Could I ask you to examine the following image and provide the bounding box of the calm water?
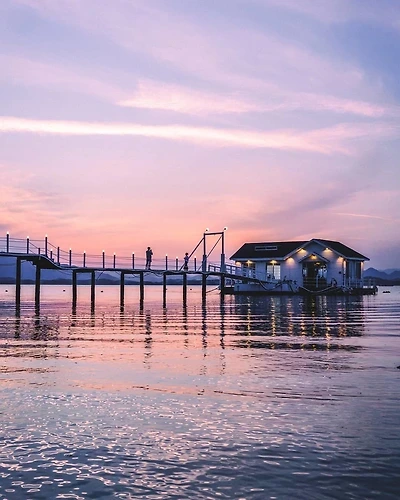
[0,284,399,499]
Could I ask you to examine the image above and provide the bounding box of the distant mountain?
[364,268,388,279]
[364,267,400,285]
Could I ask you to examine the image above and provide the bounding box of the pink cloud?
[3,115,397,154]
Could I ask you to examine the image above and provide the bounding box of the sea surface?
[0,284,399,499]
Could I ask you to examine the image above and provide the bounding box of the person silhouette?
[183,252,189,271]
[145,247,153,270]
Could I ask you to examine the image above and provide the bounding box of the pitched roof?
[230,239,369,261]
[313,239,369,260]
[230,241,305,260]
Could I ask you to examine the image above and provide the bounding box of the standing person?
[145,246,153,270]
[183,252,189,271]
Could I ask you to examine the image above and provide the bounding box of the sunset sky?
[1,0,400,268]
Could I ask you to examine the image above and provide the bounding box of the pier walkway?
[0,232,268,311]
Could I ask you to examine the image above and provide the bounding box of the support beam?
[90,271,95,311]
[120,271,125,309]
[139,272,144,306]
[163,272,167,308]
[202,273,207,301]
[220,274,225,296]
[15,257,22,309]
[35,262,41,311]
[72,270,77,309]
[183,271,187,305]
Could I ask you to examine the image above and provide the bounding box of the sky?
[1,0,400,268]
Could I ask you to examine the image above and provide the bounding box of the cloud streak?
[2,116,398,154]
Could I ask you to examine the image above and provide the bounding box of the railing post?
[38,247,41,255]
[57,246,60,264]
[194,256,197,271]
[44,235,48,256]
[165,255,168,270]
[69,248,72,266]
[50,249,53,260]
[113,253,116,269]
[102,251,105,269]
[83,251,86,267]
[26,236,30,254]
[132,252,135,269]
[6,232,9,253]
[175,257,178,271]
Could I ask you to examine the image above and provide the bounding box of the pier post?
[183,272,187,305]
[35,262,41,310]
[72,270,77,309]
[120,271,125,309]
[90,271,95,311]
[15,257,22,309]
[163,272,167,307]
[139,272,144,306]
[220,274,225,296]
[202,273,207,301]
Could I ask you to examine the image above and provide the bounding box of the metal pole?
[175,257,178,271]
[132,253,135,269]
[27,237,30,254]
[202,234,207,272]
[102,251,105,269]
[69,249,72,266]
[6,232,9,253]
[221,230,226,272]
[83,251,86,267]
[194,256,197,271]
[113,253,116,269]
[50,249,53,260]
[165,255,168,270]
[45,235,48,256]
[57,246,60,264]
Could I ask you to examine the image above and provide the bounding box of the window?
[266,262,280,279]
[255,245,278,251]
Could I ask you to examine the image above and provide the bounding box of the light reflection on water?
[0,285,400,499]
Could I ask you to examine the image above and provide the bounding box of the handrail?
[0,235,220,271]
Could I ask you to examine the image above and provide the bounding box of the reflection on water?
[0,285,399,499]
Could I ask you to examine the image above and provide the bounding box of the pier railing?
[208,263,275,282]
[0,235,221,272]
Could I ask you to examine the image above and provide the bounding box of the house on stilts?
[229,238,377,295]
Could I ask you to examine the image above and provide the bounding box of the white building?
[229,238,372,294]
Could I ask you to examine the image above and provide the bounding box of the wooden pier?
[1,231,261,312]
